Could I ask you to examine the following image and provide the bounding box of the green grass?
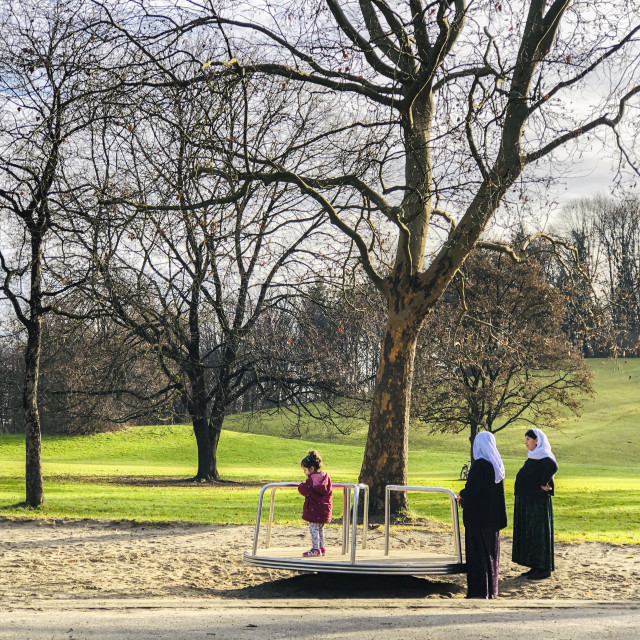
[0,358,638,544]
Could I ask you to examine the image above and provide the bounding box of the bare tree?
[0,322,24,434]
[0,0,113,505]
[37,310,175,434]
[243,280,385,436]
[593,196,640,352]
[66,55,355,480]
[554,195,640,356]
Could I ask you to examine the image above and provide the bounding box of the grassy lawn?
[0,358,638,544]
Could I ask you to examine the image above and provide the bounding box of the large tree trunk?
[191,341,235,481]
[187,354,227,481]
[190,368,221,481]
[185,277,222,481]
[193,342,235,482]
[357,94,433,515]
[193,412,221,481]
[359,301,420,514]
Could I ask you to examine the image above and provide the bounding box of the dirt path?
[1,518,638,605]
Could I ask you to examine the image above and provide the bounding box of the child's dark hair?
[525,429,538,440]
[301,449,322,470]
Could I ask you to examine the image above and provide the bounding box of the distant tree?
[37,312,175,434]
[554,195,640,356]
[594,196,640,354]
[509,217,607,358]
[0,325,24,434]
[244,281,386,435]
[293,282,385,396]
[414,252,594,457]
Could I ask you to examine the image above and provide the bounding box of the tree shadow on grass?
[225,573,465,599]
[41,475,264,488]
[0,502,36,511]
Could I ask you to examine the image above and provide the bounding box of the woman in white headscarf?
[512,428,558,580]
[457,431,507,599]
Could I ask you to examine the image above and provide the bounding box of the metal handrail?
[384,485,463,563]
[251,482,369,561]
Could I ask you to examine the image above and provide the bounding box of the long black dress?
[512,457,558,572]
[459,458,508,598]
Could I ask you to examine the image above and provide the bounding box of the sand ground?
[1,518,638,606]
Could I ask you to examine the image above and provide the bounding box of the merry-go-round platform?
[244,482,466,576]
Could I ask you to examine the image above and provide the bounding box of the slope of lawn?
[0,358,638,544]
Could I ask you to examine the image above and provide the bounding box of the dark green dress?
[512,457,558,571]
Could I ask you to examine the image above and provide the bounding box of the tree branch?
[525,84,640,164]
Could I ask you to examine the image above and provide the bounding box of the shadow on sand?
[225,572,465,599]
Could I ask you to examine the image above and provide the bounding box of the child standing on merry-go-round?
[297,449,333,557]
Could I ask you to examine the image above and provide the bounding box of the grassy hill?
[0,358,638,543]
[223,357,640,465]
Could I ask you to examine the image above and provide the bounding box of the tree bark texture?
[359,92,433,514]
[359,301,420,513]
[187,356,222,481]
[193,413,221,482]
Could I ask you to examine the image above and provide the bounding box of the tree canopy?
[414,251,594,457]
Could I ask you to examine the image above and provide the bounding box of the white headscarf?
[473,431,506,483]
[527,428,557,463]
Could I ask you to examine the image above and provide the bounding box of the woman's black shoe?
[520,568,535,577]
[526,569,551,580]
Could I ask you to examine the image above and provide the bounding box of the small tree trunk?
[469,423,479,461]
[24,321,44,506]
[359,308,419,515]
[24,230,44,507]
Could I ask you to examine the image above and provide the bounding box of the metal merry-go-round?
[244,482,466,575]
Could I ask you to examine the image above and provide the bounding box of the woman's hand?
[541,484,552,492]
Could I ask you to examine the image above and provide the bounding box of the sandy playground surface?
[1,518,638,606]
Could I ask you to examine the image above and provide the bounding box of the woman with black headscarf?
[512,428,558,580]
[457,431,507,599]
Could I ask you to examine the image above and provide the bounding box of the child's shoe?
[302,548,321,557]
[320,548,325,556]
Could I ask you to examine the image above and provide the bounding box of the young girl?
[297,449,333,557]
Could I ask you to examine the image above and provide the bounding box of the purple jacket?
[298,471,333,523]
